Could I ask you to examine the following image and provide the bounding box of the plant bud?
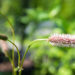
[48,34,75,47]
[0,34,8,41]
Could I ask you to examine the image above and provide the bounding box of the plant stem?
[13,70,17,75]
[19,70,22,75]
[0,12,15,63]
[6,51,17,75]
[0,12,16,75]
[8,40,21,69]
[19,39,48,75]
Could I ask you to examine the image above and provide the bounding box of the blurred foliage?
[0,0,75,75]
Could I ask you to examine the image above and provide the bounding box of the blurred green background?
[0,0,75,75]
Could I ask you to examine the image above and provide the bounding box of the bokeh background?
[0,0,75,75]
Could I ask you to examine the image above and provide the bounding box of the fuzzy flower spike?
[48,34,75,47]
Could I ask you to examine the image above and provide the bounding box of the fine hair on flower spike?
[0,34,8,41]
[48,34,75,47]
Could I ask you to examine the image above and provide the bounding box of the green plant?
[0,33,48,75]
[0,13,75,75]
[0,13,49,75]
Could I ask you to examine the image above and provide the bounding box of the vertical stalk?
[0,12,16,75]
[0,12,15,64]
[19,71,22,75]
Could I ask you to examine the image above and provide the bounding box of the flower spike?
[48,34,75,47]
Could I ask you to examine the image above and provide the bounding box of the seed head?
[0,34,8,41]
[48,34,75,47]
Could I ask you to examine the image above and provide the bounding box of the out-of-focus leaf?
[49,6,60,18]
[58,67,72,75]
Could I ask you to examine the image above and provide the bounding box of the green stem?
[6,52,12,63]
[19,39,48,75]
[6,51,17,75]
[19,70,22,75]
[13,70,17,75]
[0,12,16,74]
[0,12,15,62]
[8,40,21,68]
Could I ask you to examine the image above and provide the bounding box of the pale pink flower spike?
[48,34,75,47]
